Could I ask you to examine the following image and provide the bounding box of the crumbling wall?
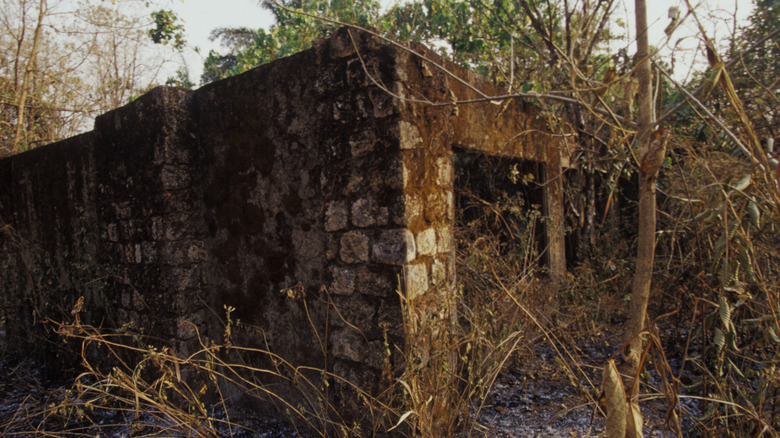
[0,88,197,355]
[0,27,565,410]
[191,31,410,386]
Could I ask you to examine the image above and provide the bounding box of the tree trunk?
[623,0,655,375]
[13,0,47,154]
[625,175,655,371]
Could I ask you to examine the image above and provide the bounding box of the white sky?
[162,0,753,85]
[163,0,274,82]
[613,0,754,82]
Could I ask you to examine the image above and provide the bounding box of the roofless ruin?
[0,27,566,415]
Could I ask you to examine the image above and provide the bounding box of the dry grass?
[1,152,778,437]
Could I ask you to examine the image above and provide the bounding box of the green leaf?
[388,410,416,431]
[713,230,728,264]
[149,9,185,50]
[726,326,739,351]
[718,296,732,331]
[733,173,751,192]
[727,357,745,379]
[602,360,627,438]
[701,63,723,101]
[736,244,754,282]
[713,328,725,352]
[767,326,780,344]
[747,200,760,228]
[701,400,718,421]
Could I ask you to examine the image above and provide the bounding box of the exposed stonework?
[0,27,566,413]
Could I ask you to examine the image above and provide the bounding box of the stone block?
[165,220,189,241]
[124,243,142,264]
[392,194,421,226]
[325,201,349,232]
[142,241,157,263]
[293,229,325,263]
[120,220,136,240]
[416,228,436,256]
[329,294,378,334]
[176,316,198,340]
[164,244,185,265]
[446,190,455,220]
[355,93,371,119]
[380,157,405,190]
[369,87,396,118]
[346,58,367,87]
[151,216,163,240]
[346,173,365,195]
[357,267,395,297]
[187,240,207,262]
[331,329,364,362]
[132,289,146,311]
[436,226,452,253]
[399,121,422,149]
[378,207,390,225]
[340,230,370,264]
[404,263,428,300]
[352,198,380,227]
[170,266,201,291]
[107,223,119,242]
[372,229,415,265]
[436,156,453,187]
[424,192,447,222]
[431,259,447,286]
[297,170,316,199]
[402,161,411,188]
[349,130,377,157]
[330,266,356,296]
[158,141,192,165]
[377,300,404,338]
[114,202,132,219]
[326,234,339,261]
[120,290,131,308]
[331,330,385,371]
[328,31,356,59]
[161,164,190,190]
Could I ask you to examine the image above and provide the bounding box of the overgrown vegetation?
[1,0,779,436]
[0,0,186,156]
[0,208,547,437]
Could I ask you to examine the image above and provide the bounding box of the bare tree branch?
[657,24,780,125]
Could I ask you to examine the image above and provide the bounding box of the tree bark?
[623,0,655,375]
[13,0,47,154]
[625,174,655,371]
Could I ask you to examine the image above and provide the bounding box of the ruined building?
[0,27,566,413]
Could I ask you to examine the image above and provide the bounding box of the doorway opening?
[453,148,549,277]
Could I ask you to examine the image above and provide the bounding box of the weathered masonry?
[0,28,565,404]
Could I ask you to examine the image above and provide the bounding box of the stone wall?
[0,27,565,408]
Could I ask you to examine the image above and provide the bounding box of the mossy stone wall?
[0,27,565,407]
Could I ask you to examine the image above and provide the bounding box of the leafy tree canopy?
[0,0,182,155]
[727,0,780,139]
[201,0,619,93]
[202,0,382,83]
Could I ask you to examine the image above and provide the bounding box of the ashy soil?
[0,328,700,438]
[474,335,701,437]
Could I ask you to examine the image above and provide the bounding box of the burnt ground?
[473,336,702,438]
[0,353,304,438]
[0,331,700,437]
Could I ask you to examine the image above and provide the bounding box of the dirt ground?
[0,327,699,437]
